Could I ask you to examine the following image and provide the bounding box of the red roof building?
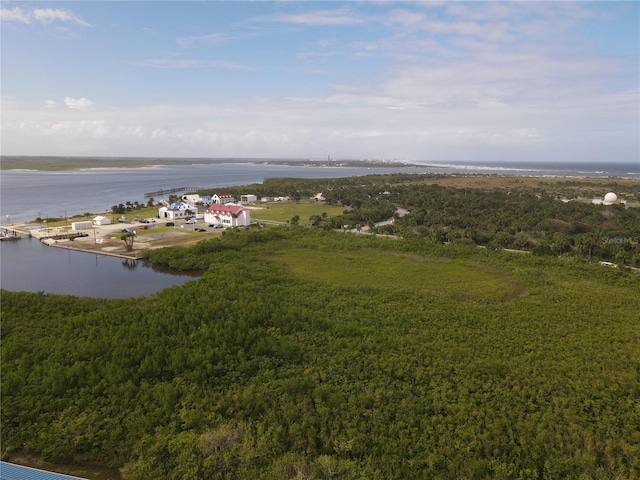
[204,203,251,227]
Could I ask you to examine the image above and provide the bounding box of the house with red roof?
[212,193,235,204]
[204,203,251,227]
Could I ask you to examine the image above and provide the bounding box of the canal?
[0,237,200,298]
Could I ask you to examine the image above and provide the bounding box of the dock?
[1,227,24,240]
[143,186,207,197]
[1,225,91,242]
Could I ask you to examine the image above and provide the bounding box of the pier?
[1,225,89,241]
[144,186,207,197]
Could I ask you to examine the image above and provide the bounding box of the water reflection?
[139,258,201,276]
[122,258,139,270]
[1,238,201,298]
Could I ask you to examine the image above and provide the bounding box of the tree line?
[202,174,640,266]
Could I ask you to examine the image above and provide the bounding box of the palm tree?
[121,232,135,251]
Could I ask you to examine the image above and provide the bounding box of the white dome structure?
[603,192,618,205]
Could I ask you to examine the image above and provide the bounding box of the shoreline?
[1,156,638,179]
[3,172,639,261]
[2,222,206,260]
[0,156,417,172]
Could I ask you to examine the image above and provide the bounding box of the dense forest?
[210,174,640,267]
[2,224,639,479]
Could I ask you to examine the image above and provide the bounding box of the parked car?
[186,219,196,224]
[165,222,174,227]
[195,228,206,232]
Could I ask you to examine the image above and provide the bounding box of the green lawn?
[273,248,513,301]
[30,207,161,227]
[251,201,345,222]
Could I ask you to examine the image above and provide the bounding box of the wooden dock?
[1,226,90,241]
[144,186,207,197]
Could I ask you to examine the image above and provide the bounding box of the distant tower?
[327,155,331,164]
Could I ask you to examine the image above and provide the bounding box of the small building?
[204,203,251,227]
[241,194,257,203]
[212,193,235,204]
[93,215,111,226]
[159,201,197,221]
[71,221,92,231]
[182,194,213,205]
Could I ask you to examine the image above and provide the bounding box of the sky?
[1,1,638,163]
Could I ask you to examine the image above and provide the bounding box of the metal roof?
[0,462,87,480]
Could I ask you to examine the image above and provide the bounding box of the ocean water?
[1,159,638,225]
[416,160,640,178]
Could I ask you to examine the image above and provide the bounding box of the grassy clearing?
[251,202,345,222]
[273,248,510,301]
[29,208,161,227]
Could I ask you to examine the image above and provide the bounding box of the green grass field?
[250,201,345,222]
[273,248,512,301]
[31,203,344,227]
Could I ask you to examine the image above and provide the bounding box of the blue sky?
[1,1,638,163]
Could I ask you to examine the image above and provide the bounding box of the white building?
[212,193,235,204]
[182,194,212,205]
[72,221,93,230]
[204,203,251,227]
[241,194,258,203]
[159,201,197,221]
[93,215,111,226]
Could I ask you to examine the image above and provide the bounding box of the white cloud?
[383,9,427,30]
[2,82,636,161]
[267,7,365,26]
[1,6,92,26]
[1,7,31,24]
[32,8,92,26]
[64,97,94,109]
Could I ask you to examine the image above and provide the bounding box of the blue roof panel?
[0,462,86,480]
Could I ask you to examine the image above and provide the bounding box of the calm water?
[3,160,637,225]
[1,159,637,298]
[1,162,430,224]
[0,237,200,298]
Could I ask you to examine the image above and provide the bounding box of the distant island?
[0,156,421,171]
